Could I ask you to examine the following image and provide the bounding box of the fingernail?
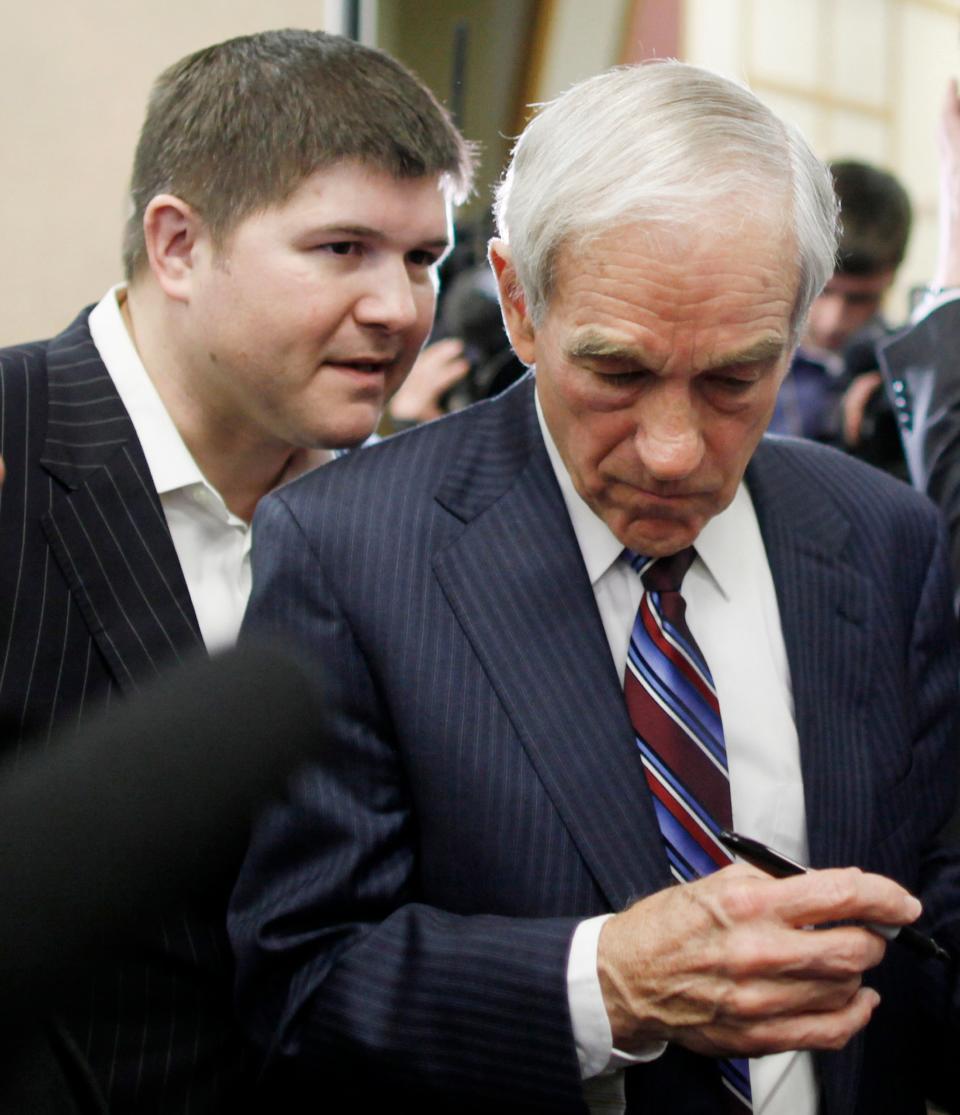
[904,895,923,920]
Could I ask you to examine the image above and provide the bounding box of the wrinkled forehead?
[547,203,800,312]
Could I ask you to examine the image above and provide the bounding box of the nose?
[633,386,704,482]
[354,257,421,333]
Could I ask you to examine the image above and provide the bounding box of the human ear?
[141,194,206,303]
[488,239,537,366]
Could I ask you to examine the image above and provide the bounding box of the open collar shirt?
[89,285,251,652]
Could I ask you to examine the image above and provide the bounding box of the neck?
[121,284,330,522]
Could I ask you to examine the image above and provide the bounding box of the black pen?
[718,829,951,964]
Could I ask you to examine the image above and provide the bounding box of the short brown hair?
[830,160,912,276]
[123,29,475,278]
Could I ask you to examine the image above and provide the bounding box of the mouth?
[606,479,704,503]
[637,487,701,502]
[326,358,395,374]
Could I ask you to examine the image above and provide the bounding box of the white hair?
[494,61,838,331]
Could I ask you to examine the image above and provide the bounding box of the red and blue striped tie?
[624,547,751,1111]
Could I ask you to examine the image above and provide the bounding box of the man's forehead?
[540,218,798,359]
[821,269,894,298]
[249,163,452,237]
[550,208,796,287]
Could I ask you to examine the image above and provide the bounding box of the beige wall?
[0,1,334,345]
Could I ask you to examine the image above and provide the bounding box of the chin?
[618,519,701,558]
[320,409,383,450]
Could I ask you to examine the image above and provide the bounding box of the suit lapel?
[748,439,878,1115]
[748,440,878,871]
[432,378,671,912]
[39,311,202,693]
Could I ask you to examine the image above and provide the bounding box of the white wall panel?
[827,0,889,105]
[749,0,821,88]
[895,2,958,202]
[533,0,630,103]
[824,111,890,162]
[684,0,746,79]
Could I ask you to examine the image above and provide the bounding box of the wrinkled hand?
[388,338,470,423]
[935,78,960,289]
[598,863,921,1058]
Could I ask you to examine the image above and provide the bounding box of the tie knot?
[627,547,696,593]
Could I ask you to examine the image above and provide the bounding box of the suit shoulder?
[0,336,55,472]
[272,379,533,514]
[753,435,942,555]
[0,336,53,393]
[0,308,99,405]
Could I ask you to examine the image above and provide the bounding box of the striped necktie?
[624,547,751,1112]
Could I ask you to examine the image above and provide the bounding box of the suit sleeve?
[908,513,960,1110]
[879,299,960,597]
[229,492,586,1113]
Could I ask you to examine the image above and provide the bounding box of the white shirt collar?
[534,383,744,600]
[88,284,205,497]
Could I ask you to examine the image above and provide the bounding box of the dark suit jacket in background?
[879,298,960,599]
[231,374,960,1114]
[0,311,242,1112]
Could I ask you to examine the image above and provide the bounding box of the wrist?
[597,916,663,1051]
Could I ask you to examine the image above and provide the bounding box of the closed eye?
[707,375,755,392]
[602,371,646,387]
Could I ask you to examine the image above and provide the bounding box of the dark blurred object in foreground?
[0,642,324,1016]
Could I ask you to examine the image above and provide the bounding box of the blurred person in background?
[769,159,912,476]
[386,216,526,428]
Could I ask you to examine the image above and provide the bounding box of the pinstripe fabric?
[0,310,246,1113]
[231,374,960,1114]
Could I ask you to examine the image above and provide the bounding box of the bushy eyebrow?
[565,329,787,370]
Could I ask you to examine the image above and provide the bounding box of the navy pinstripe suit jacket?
[0,310,246,1113]
[232,373,960,1113]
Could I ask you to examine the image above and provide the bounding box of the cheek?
[568,416,639,497]
[707,417,766,482]
[550,391,638,476]
[413,286,439,337]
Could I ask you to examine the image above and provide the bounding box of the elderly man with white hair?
[230,62,960,1114]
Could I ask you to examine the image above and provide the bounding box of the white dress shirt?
[88,286,252,652]
[535,395,818,1115]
